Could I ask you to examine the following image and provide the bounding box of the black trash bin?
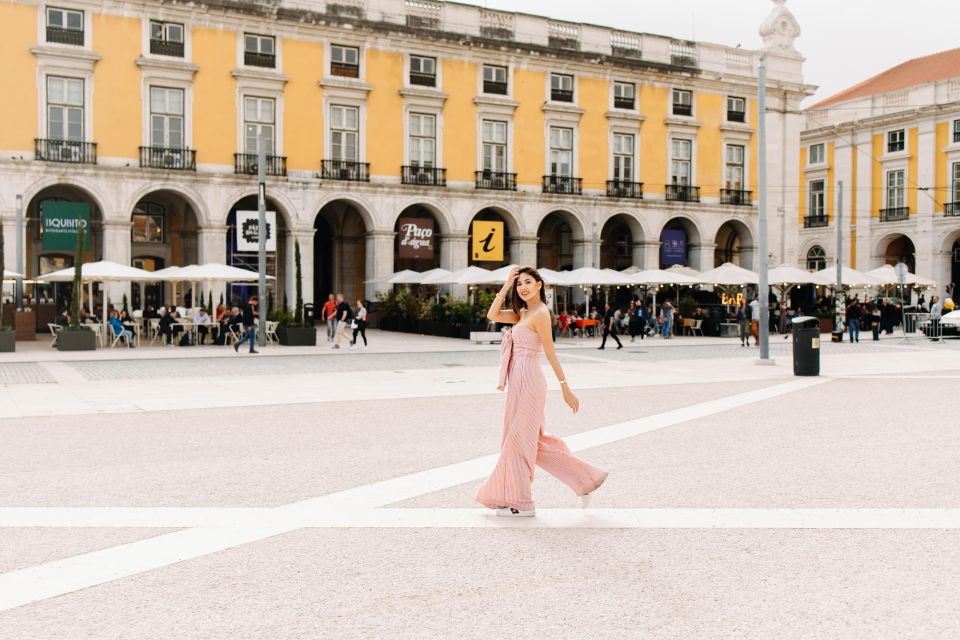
[792,316,820,376]
[303,303,316,326]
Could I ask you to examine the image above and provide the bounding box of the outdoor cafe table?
[176,319,219,346]
[575,318,598,337]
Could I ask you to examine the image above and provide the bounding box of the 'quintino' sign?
[42,202,91,251]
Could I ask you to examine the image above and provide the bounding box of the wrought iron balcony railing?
[613,96,635,110]
[475,171,517,191]
[46,26,83,45]
[140,147,196,171]
[244,51,275,68]
[665,184,700,202]
[234,153,286,176]
[879,206,909,222]
[321,159,370,182]
[672,103,693,117]
[606,180,643,199]
[149,39,184,57]
[720,189,752,206]
[483,80,508,95]
[550,88,574,103]
[542,175,582,195]
[35,139,96,164]
[727,110,746,123]
[330,62,359,78]
[945,202,960,216]
[401,165,446,187]
[408,71,436,87]
[803,215,828,228]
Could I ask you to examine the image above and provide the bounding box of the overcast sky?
[461,0,958,106]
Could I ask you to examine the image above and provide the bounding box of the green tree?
[294,240,303,325]
[69,224,85,328]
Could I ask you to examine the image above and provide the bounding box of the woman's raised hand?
[505,266,520,286]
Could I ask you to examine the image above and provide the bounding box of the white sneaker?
[580,494,592,509]
[496,507,535,517]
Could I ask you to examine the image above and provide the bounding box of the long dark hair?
[511,266,547,315]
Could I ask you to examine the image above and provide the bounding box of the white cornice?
[136,56,199,75]
[30,46,101,65]
[231,68,290,86]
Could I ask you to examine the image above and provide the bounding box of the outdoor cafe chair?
[265,320,279,345]
[109,327,131,349]
[690,319,704,336]
[47,323,62,348]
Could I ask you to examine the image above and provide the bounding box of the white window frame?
[726,95,746,122]
[809,143,825,165]
[481,119,508,173]
[548,126,574,177]
[885,169,905,209]
[41,5,90,48]
[150,20,183,44]
[240,33,279,71]
[549,73,575,103]
[613,81,635,110]
[481,64,509,96]
[407,112,436,167]
[672,89,693,116]
[669,137,693,185]
[725,144,745,190]
[953,120,960,144]
[611,132,635,181]
[46,75,84,142]
[46,6,83,34]
[808,179,825,218]
[329,103,360,162]
[141,17,192,61]
[331,44,361,78]
[242,95,276,156]
[149,86,185,149]
[887,129,905,153]
[953,162,960,203]
[408,54,437,84]
[806,245,827,271]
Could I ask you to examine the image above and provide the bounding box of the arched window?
[806,245,826,271]
[132,202,165,243]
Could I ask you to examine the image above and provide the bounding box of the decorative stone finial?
[759,0,801,54]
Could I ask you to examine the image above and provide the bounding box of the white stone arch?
[871,231,917,270]
[799,241,829,270]
[532,206,589,241]
[711,216,756,269]
[392,196,454,236]
[20,175,112,220]
[220,186,297,229]
[124,183,209,228]
[465,201,523,237]
[599,209,649,245]
[310,192,377,232]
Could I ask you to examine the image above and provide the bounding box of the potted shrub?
[277,241,317,346]
[0,224,14,352]
[57,224,96,351]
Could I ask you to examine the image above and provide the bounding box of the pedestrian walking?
[846,296,862,343]
[929,295,942,340]
[628,300,640,342]
[476,266,608,517]
[865,297,881,340]
[736,299,751,346]
[321,294,337,342]
[233,295,259,354]
[598,302,623,350]
[749,294,761,345]
[332,293,353,349]
[351,299,368,348]
[661,299,674,338]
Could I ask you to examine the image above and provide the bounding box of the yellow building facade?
[0,0,809,307]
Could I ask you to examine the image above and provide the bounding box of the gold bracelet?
[494,293,505,301]
[558,379,568,385]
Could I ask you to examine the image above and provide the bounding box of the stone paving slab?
[0,363,54,385]
[0,528,176,573]
[1,527,957,639]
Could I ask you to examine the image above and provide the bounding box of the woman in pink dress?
[476,266,608,517]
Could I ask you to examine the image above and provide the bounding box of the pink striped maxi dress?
[476,324,608,512]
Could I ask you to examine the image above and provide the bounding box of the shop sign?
[235,211,276,252]
[41,202,90,251]
[660,229,686,266]
[472,220,504,262]
[398,217,434,259]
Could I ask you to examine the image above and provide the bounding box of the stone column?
[198,225,228,308]
[365,229,395,300]
[101,220,132,310]
[510,235,538,267]
[440,233,469,299]
[641,240,661,271]
[693,242,716,272]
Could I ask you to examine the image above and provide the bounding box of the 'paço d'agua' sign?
[42,202,90,251]
[398,218,434,259]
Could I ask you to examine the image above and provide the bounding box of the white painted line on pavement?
[0,377,827,613]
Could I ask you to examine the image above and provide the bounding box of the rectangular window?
[132,210,164,244]
[613,82,635,110]
[953,120,960,144]
[331,45,360,78]
[886,169,905,208]
[612,133,634,181]
[47,76,84,141]
[149,20,184,57]
[46,6,83,44]
[482,120,507,173]
[887,129,905,153]
[672,89,692,116]
[809,180,825,217]
[408,113,435,167]
[670,138,692,185]
[243,96,275,154]
[727,96,746,123]
[550,73,574,103]
[409,55,436,87]
[150,87,184,149]
[953,162,960,203]
[725,144,745,189]
[330,104,359,162]
[244,34,275,68]
[483,64,508,95]
[809,143,825,165]
[549,126,573,176]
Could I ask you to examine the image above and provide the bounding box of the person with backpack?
[332,293,353,349]
[351,299,368,348]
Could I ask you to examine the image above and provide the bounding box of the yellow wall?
[282,38,323,172]
[935,122,949,212]
[908,127,918,214]
[441,58,476,183]
[578,77,607,190]
[638,85,667,195]
[0,3,36,150]
[91,14,141,158]
[797,146,806,223]
[192,27,237,165]
[513,68,545,187]
[871,134,883,217]
[364,48,403,177]
[696,92,722,198]
[826,142,835,220]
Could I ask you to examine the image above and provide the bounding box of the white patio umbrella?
[449,265,495,286]
[414,268,453,285]
[865,264,937,287]
[2,270,25,279]
[814,264,883,288]
[537,268,572,286]
[665,264,702,279]
[562,267,633,315]
[385,269,423,284]
[767,264,825,286]
[620,268,700,286]
[40,260,163,325]
[173,263,274,312]
[699,262,759,286]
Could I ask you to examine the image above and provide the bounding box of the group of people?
[320,293,369,349]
